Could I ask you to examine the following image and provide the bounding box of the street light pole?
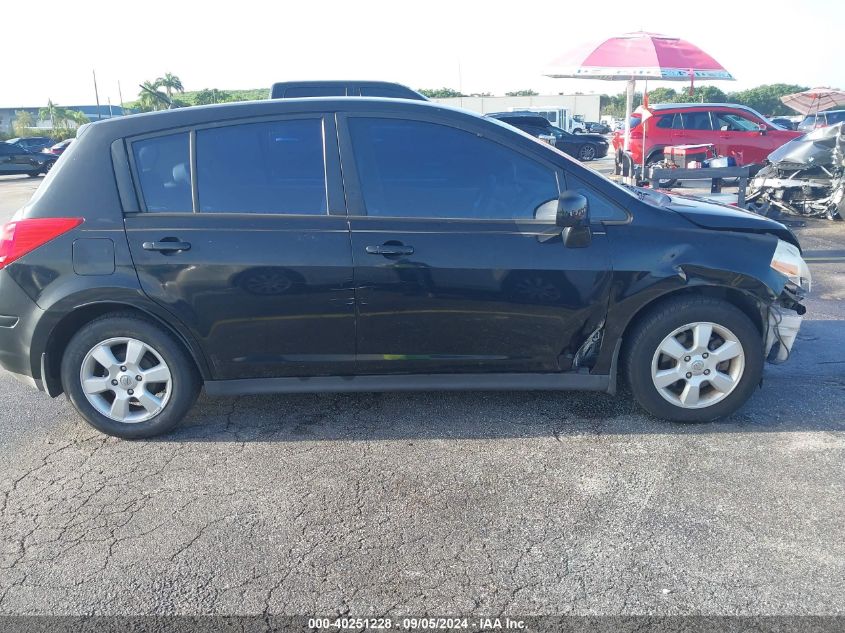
[92,69,102,121]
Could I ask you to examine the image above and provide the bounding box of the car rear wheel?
[624,297,763,422]
[61,315,200,438]
[577,144,597,161]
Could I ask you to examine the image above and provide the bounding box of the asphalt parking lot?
[0,172,844,617]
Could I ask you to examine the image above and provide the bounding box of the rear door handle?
[142,240,191,253]
[365,244,414,256]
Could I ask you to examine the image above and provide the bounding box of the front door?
[124,115,355,380]
[339,115,614,375]
[711,109,769,165]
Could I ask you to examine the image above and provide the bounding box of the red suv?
[613,103,802,167]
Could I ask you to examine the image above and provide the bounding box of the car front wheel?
[577,144,597,161]
[61,314,200,438]
[624,297,763,422]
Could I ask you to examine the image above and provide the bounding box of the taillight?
[0,218,83,270]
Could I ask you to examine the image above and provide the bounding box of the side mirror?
[557,191,591,248]
[556,191,589,227]
[758,123,768,135]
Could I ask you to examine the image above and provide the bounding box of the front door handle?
[142,239,191,253]
[365,244,414,256]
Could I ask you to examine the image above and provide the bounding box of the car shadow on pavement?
[158,319,845,443]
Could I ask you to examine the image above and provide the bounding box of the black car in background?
[270,80,427,100]
[0,142,57,176]
[585,121,611,134]
[769,117,795,131]
[5,136,57,153]
[487,113,609,161]
[0,98,809,438]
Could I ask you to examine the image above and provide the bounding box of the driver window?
[713,112,759,132]
[347,117,559,220]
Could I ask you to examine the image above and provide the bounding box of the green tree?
[156,72,185,101]
[137,81,169,111]
[12,110,35,135]
[65,110,90,127]
[505,89,538,96]
[39,100,62,129]
[728,83,808,116]
[646,87,677,104]
[418,87,464,98]
[194,88,232,105]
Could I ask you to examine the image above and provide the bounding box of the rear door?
[678,110,715,148]
[123,114,356,380]
[339,113,615,376]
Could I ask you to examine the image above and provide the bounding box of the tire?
[27,171,41,178]
[61,314,200,438]
[577,144,597,161]
[624,296,763,422]
[646,151,676,188]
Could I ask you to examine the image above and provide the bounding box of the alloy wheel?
[650,322,745,409]
[79,337,173,423]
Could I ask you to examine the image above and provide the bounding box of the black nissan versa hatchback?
[0,98,810,438]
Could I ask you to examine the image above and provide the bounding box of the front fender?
[592,223,787,373]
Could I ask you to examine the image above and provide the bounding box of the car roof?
[803,109,845,116]
[83,97,488,138]
[649,102,765,114]
[269,80,425,100]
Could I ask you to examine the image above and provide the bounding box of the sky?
[3,0,843,108]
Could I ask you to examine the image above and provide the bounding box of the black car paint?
[1,98,796,397]
[486,114,609,160]
[0,143,57,176]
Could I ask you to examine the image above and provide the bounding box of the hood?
[766,122,843,168]
[665,194,799,247]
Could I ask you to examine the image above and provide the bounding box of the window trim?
[336,111,565,223]
[125,113,344,217]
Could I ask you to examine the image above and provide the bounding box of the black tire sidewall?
[626,298,764,422]
[61,316,199,439]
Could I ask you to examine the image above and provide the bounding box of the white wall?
[432,94,601,121]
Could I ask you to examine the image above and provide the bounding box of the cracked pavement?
[1,173,844,616]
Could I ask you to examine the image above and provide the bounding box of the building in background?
[433,94,601,123]
[0,105,127,135]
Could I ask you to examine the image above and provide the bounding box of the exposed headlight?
[770,239,811,291]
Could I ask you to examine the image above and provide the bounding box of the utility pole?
[118,80,125,113]
[92,70,102,120]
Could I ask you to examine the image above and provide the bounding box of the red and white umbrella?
[780,87,845,115]
[545,32,734,151]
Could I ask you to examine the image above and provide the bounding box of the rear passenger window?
[132,133,192,212]
[196,119,327,214]
[681,112,713,130]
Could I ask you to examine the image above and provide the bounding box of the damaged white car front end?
[765,240,811,363]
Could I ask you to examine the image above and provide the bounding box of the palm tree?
[65,110,90,128]
[156,72,184,102]
[137,81,169,111]
[39,100,61,130]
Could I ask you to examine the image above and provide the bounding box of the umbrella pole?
[641,79,648,182]
[623,79,635,152]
